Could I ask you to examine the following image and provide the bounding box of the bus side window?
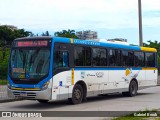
[145,52,155,67]
[54,51,69,69]
[62,51,69,67]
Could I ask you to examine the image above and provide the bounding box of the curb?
[0,98,24,103]
[0,85,24,103]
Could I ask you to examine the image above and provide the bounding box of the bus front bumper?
[8,88,52,100]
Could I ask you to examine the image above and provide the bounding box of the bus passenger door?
[52,43,73,100]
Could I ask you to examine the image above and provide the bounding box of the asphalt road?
[0,86,160,120]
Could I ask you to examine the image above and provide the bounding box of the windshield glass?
[10,48,50,79]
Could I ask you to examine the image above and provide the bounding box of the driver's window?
[54,51,69,69]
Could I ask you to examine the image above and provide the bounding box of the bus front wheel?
[68,84,83,105]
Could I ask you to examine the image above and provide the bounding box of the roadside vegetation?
[0,80,8,85]
[0,48,10,80]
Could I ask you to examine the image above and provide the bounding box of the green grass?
[112,117,148,120]
[0,80,8,85]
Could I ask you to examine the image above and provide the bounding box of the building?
[76,30,98,40]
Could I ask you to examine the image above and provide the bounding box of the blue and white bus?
[8,37,158,104]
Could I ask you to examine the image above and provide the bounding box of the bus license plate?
[20,92,27,97]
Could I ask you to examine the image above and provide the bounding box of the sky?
[0,0,160,45]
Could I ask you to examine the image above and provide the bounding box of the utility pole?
[138,0,143,46]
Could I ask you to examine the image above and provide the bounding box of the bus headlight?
[41,81,50,90]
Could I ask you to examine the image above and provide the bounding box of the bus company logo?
[59,81,62,86]
[2,112,11,117]
[87,74,95,77]
[96,72,104,78]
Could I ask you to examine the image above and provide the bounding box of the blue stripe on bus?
[53,37,71,43]
[51,37,139,51]
[100,42,140,51]
[51,37,141,51]
[72,39,141,51]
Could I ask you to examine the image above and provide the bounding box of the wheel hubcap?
[131,83,136,94]
[74,89,81,100]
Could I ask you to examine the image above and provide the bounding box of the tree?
[41,32,45,36]
[54,29,78,38]
[45,31,50,36]
[0,48,10,79]
[0,26,32,79]
[143,40,160,50]
[143,40,160,66]
[0,26,32,63]
[0,26,12,46]
[0,26,32,46]
[29,32,34,37]
[143,40,160,55]
[41,31,50,36]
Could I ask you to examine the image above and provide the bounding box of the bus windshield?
[10,48,50,80]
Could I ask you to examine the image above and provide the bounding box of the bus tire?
[37,100,49,103]
[122,92,128,96]
[122,80,138,97]
[129,80,138,97]
[68,84,83,105]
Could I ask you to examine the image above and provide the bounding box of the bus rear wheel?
[122,80,138,97]
[37,100,49,103]
[68,84,83,105]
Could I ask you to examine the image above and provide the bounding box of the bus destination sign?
[15,40,48,47]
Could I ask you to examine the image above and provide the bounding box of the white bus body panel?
[51,69,157,101]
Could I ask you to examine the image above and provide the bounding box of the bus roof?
[15,36,53,41]
[53,37,157,53]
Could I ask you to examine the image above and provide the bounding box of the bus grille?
[13,92,36,99]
